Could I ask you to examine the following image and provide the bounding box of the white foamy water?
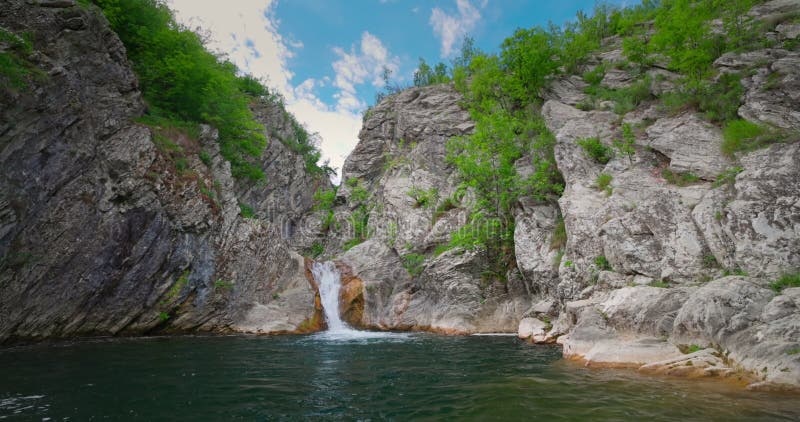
[310,261,410,342]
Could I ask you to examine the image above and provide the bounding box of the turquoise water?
[0,333,798,420]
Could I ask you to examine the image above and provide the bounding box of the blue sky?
[167,0,631,181]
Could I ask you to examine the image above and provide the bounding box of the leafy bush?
[413,57,450,87]
[712,166,744,188]
[594,255,612,271]
[308,242,324,259]
[346,178,370,204]
[684,344,703,354]
[613,123,636,164]
[432,195,460,222]
[406,186,439,208]
[595,173,613,195]
[697,73,744,123]
[402,253,426,277]
[93,0,269,181]
[586,76,653,115]
[313,187,338,232]
[702,254,718,268]
[199,150,212,167]
[239,203,256,219]
[582,64,606,86]
[0,28,44,92]
[721,119,774,156]
[578,137,614,164]
[769,273,800,293]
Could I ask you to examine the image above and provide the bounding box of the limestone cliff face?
[324,85,538,334]
[330,0,800,389]
[534,0,800,389]
[239,98,332,250]
[0,0,322,342]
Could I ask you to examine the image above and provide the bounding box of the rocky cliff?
[0,0,326,342]
[1,0,798,393]
[320,0,800,390]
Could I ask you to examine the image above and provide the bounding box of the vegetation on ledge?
[89,0,330,181]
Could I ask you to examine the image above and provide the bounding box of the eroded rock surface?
[0,1,321,342]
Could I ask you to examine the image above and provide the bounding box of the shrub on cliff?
[90,0,276,181]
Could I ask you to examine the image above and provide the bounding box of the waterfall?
[311,261,353,333]
[309,261,410,341]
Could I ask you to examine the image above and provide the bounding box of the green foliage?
[550,217,567,250]
[445,110,562,273]
[313,187,338,232]
[432,195,461,222]
[698,73,745,123]
[721,119,776,156]
[93,0,268,181]
[386,221,398,248]
[582,64,606,86]
[703,254,719,269]
[158,311,170,322]
[500,27,561,104]
[406,186,439,208]
[564,260,573,267]
[402,253,426,277]
[713,166,744,188]
[237,74,270,98]
[344,180,372,250]
[769,272,800,293]
[684,344,703,354]
[613,123,636,164]
[662,168,700,186]
[649,0,726,82]
[308,242,324,259]
[214,279,233,291]
[595,173,613,195]
[414,57,450,87]
[594,255,612,271]
[199,150,212,167]
[787,347,800,356]
[577,137,614,164]
[346,178,370,203]
[0,27,43,92]
[585,76,654,115]
[239,203,256,219]
[281,117,333,177]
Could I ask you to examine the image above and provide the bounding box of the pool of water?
[0,333,798,420]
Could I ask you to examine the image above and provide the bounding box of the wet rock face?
[0,1,319,342]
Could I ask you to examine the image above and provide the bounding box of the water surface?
[1,334,798,421]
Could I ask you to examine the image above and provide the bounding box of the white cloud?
[429,0,482,57]
[331,31,399,114]
[167,0,372,183]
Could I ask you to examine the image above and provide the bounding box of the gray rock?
[693,143,800,278]
[237,98,333,249]
[738,50,800,129]
[0,1,321,341]
[645,114,731,179]
[541,76,588,106]
[513,199,560,295]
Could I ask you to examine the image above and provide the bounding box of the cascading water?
[309,261,409,341]
[311,261,352,333]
